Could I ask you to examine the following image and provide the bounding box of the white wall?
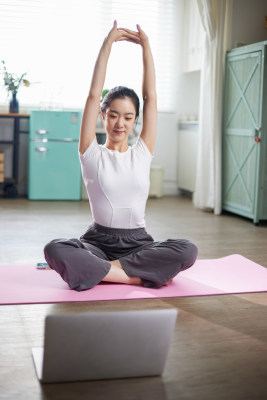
[176,70,201,120]
[153,112,179,195]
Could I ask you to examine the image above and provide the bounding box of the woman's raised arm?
[120,25,157,155]
[137,25,157,155]
[79,21,135,154]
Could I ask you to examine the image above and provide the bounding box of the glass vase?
[9,92,19,113]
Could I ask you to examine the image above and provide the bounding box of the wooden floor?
[1,196,267,400]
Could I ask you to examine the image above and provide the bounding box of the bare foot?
[110,259,123,269]
[164,279,173,286]
[103,261,142,285]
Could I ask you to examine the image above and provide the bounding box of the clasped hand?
[107,20,148,47]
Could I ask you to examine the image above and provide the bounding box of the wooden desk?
[1,293,267,400]
[0,113,30,197]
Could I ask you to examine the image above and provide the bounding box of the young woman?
[44,21,198,291]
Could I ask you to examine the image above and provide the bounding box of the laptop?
[32,308,178,383]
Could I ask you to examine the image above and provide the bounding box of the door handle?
[37,129,49,135]
[254,128,261,143]
[36,147,48,152]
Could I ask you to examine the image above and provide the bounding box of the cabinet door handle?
[254,128,261,143]
[37,129,49,135]
[36,147,48,152]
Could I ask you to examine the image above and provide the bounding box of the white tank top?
[79,136,153,228]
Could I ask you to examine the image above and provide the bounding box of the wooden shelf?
[0,113,30,117]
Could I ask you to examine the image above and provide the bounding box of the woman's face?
[102,97,136,143]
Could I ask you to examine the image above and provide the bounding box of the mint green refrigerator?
[28,111,82,200]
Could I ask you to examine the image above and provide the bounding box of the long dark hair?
[100,86,140,118]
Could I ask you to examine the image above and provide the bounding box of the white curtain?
[194,0,232,214]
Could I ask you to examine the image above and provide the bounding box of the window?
[0,0,178,111]
[183,0,204,73]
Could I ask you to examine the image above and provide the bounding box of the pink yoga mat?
[0,255,267,305]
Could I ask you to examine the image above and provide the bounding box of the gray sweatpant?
[44,222,198,291]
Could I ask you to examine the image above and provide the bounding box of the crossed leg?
[44,238,197,291]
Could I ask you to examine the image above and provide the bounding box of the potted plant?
[1,60,30,113]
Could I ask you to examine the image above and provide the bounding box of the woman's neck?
[105,138,129,153]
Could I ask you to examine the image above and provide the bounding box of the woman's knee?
[43,239,64,260]
[180,240,198,270]
[168,238,198,266]
[186,240,198,262]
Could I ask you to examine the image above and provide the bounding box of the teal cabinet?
[222,41,267,224]
[28,111,82,200]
